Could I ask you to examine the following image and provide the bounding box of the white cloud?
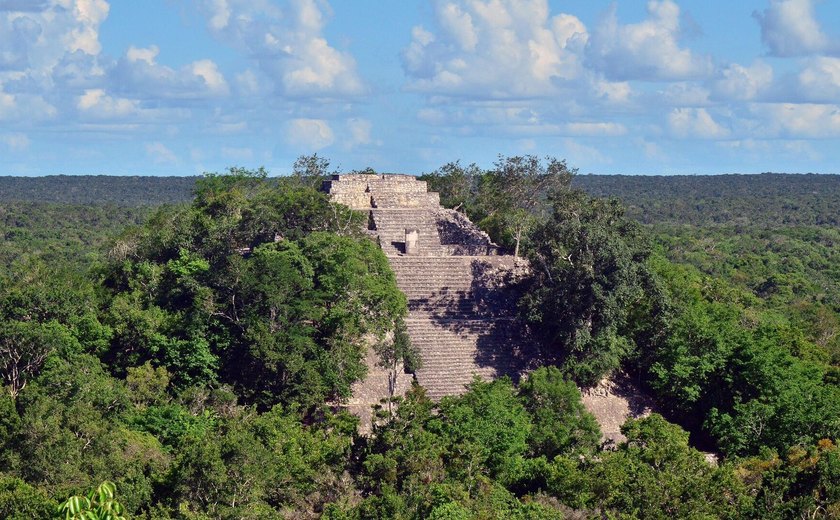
[0,13,43,70]
[753,0,832,57]
[0,87,57,121]
[0,0,112,130]
[199,0,364,97]
[190,59,228,95]
[586,1,712,81]
[635,137,666,160]
[205,0,230,30]
[212,121,247,134]
[0,0,109,79]
[591,78,632,104]
[714,61,774,101]
[126,45,158,65]
[64,0,109,55]
[412,99,628,139]
[756,103,840,137]
[439,3,477,51]
[669,108,729,139]
[234,68,270,97]
[287,118,334,150]
[112,46,229,99]
[77,88,138,118]
[145,141,178,164]
[796,57,840,102]
[402,0,588,97]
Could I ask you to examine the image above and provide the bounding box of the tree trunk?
[514,226,522,258]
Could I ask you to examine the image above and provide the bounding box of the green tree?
[586,415,749,519]
[433,378,532,488]
[291,153,335,190]
[420,161,481,214]
[374,318,420,415]
[0,474,57,520]
[479,155,574,257]
[521,190,658,384]
[0,321,73,399]
[103,168,404,410]
[518,366,601,458]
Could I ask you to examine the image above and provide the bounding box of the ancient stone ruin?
[323,174,534,403]
[324,174,655,444]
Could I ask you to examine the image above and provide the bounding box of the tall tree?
[521,190,658,384]
[479,155,574,257]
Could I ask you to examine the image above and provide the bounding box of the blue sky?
[2,0,840,176]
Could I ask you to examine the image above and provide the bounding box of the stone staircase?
[324,174,533,401]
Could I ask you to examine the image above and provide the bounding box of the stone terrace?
[323,174,533,400]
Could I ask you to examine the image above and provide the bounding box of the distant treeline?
[573,172,840,226]
[0,175,197,205]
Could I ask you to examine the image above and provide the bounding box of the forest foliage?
[0,160,837,518]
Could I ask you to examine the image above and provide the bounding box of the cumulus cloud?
[0,0,112,130]
[0,88,57,121]
[669,107,729,139]
[0,0,108,79]
[198,0,364,97]
[756,102,840,137]
[591,78,632,104]
[402,0,588,97]
[0,0,233,133]
[64,0,109,55]
[586,0,712,81]
[287,118,334,150]
[714,61,774,101]
[77,88,139,119]
[796,57,840,102]
[754,0,833,57]
[111,46,229,99]
[0,13,43,70]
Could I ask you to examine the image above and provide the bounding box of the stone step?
[398,286,475,293]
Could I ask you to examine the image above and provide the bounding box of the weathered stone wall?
[322,174,437,210]
[437,209,503,255]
